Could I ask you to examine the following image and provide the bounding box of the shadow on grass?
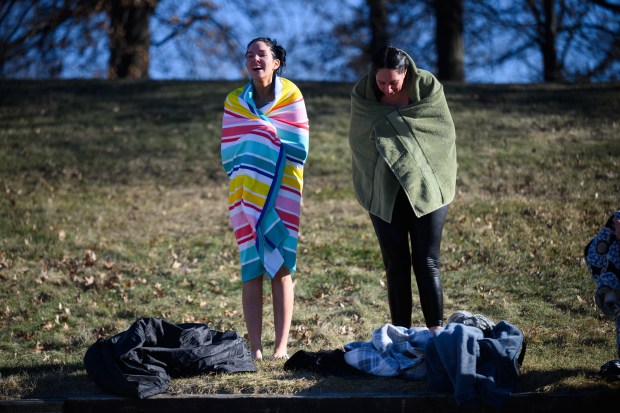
[0,362,106,399]
[3,80,619,188]
[517,368,615,393]
[443,81,620,120]
[0,79,238,187]
[1,362,616,400]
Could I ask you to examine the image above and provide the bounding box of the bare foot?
[273,352,289,360]
[252,349,263,360]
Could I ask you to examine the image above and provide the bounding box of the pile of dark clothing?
[285,311,525,410]
[84,317,256,398]
[424,311,525,409]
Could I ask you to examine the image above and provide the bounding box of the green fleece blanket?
[349,53,457,219]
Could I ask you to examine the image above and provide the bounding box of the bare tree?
[0,0,242,79]
[541,0,559,81]
[302,0,464,81]
[2,0,618,82]
[289,1,367,80]
[522,0,562,82]
[107,0,157,79]
[0,1,106,78]
[297,0,436,80]
[434,0,465,81]
[467,0,620,83]
[368,0,389,60]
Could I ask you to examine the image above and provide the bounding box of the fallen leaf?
[84,250,97,266]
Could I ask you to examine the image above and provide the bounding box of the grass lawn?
[0,79,619,399]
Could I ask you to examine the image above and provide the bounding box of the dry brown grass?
[0,79,619,399]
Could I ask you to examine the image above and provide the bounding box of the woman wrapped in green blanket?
[348,46,457,333]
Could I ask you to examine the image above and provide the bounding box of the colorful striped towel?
[221,76,309,281]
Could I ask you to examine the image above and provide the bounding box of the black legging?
[370,188,448,329]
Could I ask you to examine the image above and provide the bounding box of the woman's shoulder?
[279,77,305,99]
[226,83,247,97]
[280,77,300,90]
[224,82,252,105]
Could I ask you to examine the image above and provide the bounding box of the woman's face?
[375,68,407,96]
[245,41,280,82]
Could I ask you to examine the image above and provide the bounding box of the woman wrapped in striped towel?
[221,37,309,360]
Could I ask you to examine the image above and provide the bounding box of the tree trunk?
[434,0,464,81]
[542,0,559,82]
[368,0,388,60]
[107,0,157,79]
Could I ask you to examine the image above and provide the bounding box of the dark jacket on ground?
[83,317,256,399]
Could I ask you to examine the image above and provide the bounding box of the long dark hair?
[371,46,409,74]
[246,37,287,76]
